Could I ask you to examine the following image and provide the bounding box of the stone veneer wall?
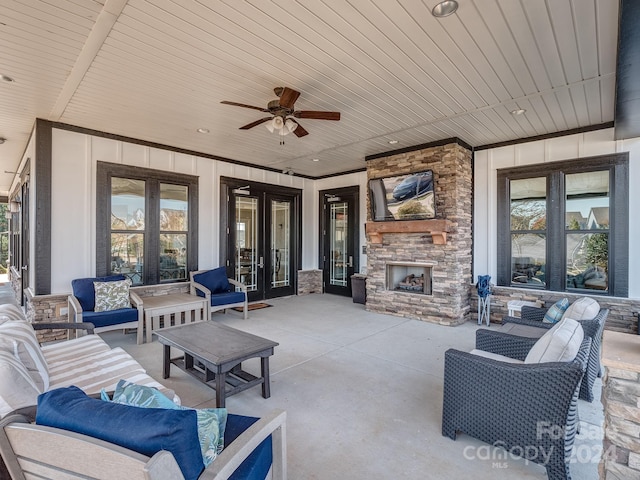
[365,142,472,325]
[600,331,640,479]
[297,269,322,295]
[468,285,640,332]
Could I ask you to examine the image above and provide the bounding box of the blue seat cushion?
[82,307,138,328]
[36,386,203,480]
[193,267,231,295]
[210,291,245,307]
[71,275,126,311]
[225,414,272,480]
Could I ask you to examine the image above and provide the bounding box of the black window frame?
[96,161,198,285]
[497,153,628,297]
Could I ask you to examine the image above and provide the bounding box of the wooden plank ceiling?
[0,0,624,193]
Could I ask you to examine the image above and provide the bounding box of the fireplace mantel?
[366,219,453,245]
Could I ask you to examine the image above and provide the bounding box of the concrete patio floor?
[101,293,603,480]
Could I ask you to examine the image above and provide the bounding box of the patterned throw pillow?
[543,298,570,323]
[93,279,132,312]
[102,380,227,467]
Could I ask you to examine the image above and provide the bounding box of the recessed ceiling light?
[432,1,458,17]
[0,138,5,144]
[196,128,210,134]
[0,74,14,83]
[388,140,399,145]
[312,158,320,162]
[511,108,526,115]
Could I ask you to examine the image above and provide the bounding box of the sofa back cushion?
[562,297,600,321]
[0,304,27,325]
[37,386,204,480]
[0,349,41,417]
[193,267,230,295]
[525,318,584,364]
[71,275,126,312]
[0,320,49,391]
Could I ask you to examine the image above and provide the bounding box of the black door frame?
[318,186,360,296]
[220,177,302,301]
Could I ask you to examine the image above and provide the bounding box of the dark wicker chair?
[499,307,608,402]
[442,337,591,480]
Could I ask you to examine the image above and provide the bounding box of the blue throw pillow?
[102,380,227,467]
[193,267,231,295]
[71,275,126,311]
[36,386,203,480]
[543,298,570,323]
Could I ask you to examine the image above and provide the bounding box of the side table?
[140,293,208,344]
[507,300,539,317]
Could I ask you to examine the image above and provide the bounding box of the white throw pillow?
[525,318,584,364]
[561,297,600,321]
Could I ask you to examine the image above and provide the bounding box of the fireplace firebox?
[385,262,433,295]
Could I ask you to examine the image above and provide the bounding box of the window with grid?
[97,162,198,285]
[496,154,628,297]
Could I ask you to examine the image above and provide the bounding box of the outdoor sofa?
[0,304,286,479]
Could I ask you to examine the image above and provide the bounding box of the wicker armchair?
[501,307,608,402]
[442,337,591,480]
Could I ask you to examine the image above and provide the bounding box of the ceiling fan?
[220,87,340,138]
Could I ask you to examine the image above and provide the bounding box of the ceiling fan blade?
[220,101,269,112]
[293,122,309,137]
[294,111,341,121]
[279,87,301,109]
[239,117,273,130]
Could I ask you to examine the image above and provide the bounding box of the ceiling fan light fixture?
[285,118,298,134]
[272,116,284,130]
[432,0,458,17]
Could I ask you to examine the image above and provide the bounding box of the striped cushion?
[47,346,167,395]
[0,350,41,417]
[41,334,111,365]
[0,320,49,391]
[0,304,26,325]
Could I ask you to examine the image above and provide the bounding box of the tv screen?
[369,170,435,221]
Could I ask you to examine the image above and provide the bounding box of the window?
[97,162,198,285]
[497,154,628,297]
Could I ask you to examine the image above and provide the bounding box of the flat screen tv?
[369,170,435,221]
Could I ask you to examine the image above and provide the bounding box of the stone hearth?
[365,140,472,325]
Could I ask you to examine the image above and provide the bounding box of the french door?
[222,178,300,301]
[319,186,359,296]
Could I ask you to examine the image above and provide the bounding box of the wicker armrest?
[502,315,553,329]
[520,305,547,321]
[475,329,538,361]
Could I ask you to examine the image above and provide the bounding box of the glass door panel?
[235,196,259,292]
[271,200,290,289]
[321,187,359,297]
[329,201,348,287]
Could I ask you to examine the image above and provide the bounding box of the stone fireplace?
[365,139,472,326]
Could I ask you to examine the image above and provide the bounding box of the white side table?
[507,300,539,317]
[141,293,208,344]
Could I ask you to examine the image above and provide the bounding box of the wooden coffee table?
[153,321,279,407]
